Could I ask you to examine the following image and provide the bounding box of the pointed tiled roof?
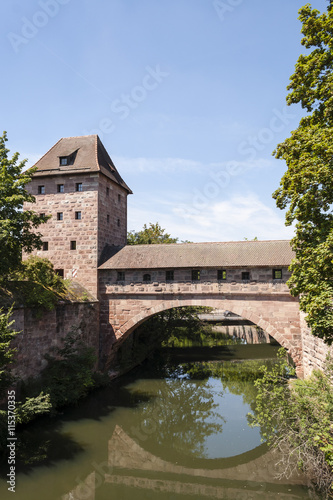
[98,240,295,269]
[30,135,132,193]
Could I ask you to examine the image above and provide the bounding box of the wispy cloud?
[114,156,274,175]
[128,192,294,242]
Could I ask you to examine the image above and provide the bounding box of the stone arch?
[114,297,301,371]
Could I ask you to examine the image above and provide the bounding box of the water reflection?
[0,345,315,500]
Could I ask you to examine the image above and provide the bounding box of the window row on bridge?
[116,269,283,283]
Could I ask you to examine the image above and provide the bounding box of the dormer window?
[59,150,78,167]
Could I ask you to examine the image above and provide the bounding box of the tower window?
[59,151,77,167]
[143,273,151,282]
[118,194,121,202]
[117,271,125,282]
[242,271,250,281]
[42,242,48,251]
[106,187,109,196]
[107,214,110,223]
[273,269,282,280]
[60,157,68,166]
[217,269,227,280]
[76,183,82,192]
[75,211,82,220]
[70,241,76,250]
[57,212,63,221]
[38,185,45,194]
[117,219,120,227]
[166,270,174,281]
[57,184,64,193]
[192,270,200,281]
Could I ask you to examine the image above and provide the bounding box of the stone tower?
[23,135,132,298]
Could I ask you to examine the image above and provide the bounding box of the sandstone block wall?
[24,173,100,297]
[10,302,99,381]
[99,270,303,376]
[300,311,333,378]
[98,175,128,253]
[102,266,292,285]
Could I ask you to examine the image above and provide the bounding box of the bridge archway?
[110,296,302,375]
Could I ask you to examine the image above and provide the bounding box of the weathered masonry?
[23,135,332,379]
[98,240,305,375]
[23,135,132,297]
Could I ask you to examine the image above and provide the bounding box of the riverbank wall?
[301,312,333,378]
[10,301,99,381]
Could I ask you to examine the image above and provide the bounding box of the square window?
[75,211,82,220]
[192,270,200,281]
[166,270,174,281]
[242,271,250,281]
[55,269,64,278]
[273,269,282,280]
[38,185,45,194]
[76,183,83,192]
[57,184,64,193]
[217,269,226,280]
[70,241,76,250]
[57,212,63,221]
[143,273,151,282]
[60,157,68,166]
[40,213,45,219]
[42,242,48,251]
[117,271,125,282]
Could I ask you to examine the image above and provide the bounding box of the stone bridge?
[98,240,305,376]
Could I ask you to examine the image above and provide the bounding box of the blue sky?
[1,0,328,242]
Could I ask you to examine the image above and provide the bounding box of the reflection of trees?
[130,376,225,459]
[178,360,281,439]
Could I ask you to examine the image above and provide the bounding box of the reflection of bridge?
[98,240,304,375]
[62,426,307,500]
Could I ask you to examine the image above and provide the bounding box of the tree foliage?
[127,222,179,245]
[249,349,333,498]
[0,131,48,278]
[0,307,18,399]
[273,4,333,342]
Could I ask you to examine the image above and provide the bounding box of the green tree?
[127,222,178,245]
[273,3,333,342]
[0,131,48,278]
[249,350,333,498]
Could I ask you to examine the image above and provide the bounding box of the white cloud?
[128,192,295,242]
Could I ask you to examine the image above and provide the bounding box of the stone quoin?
[23,135,332,378]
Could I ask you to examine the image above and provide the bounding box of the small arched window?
[143,273,151,282]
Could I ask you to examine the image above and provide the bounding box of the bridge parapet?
[102,280,291,296]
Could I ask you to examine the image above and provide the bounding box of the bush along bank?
[0,324,108,458]
[249,348,333,499]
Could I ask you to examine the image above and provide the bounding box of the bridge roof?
[99,240,294,270]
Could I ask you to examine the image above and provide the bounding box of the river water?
[0,343,315,500]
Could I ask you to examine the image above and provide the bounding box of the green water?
[0,343,315,500]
